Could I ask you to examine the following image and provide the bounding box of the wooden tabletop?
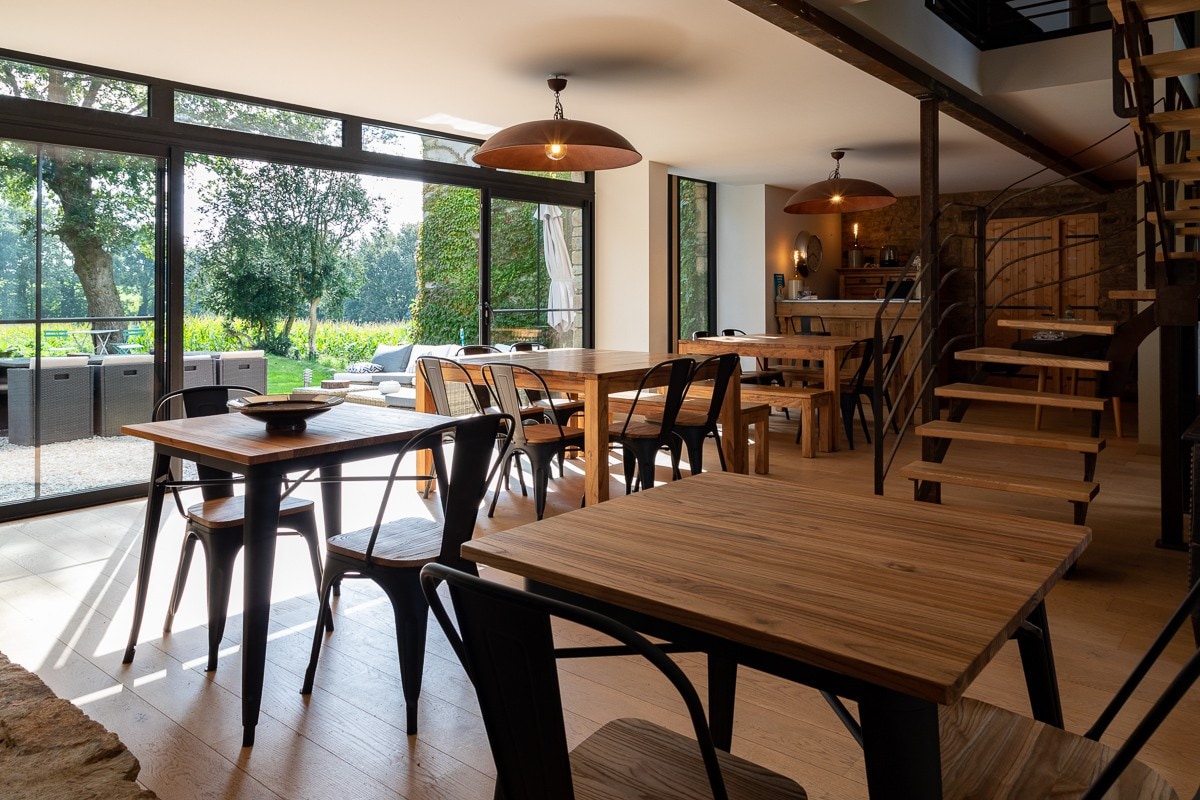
[454,347,683,381]
[122,403,452,466]
[463,471,1090,705]
[681,333,860,357]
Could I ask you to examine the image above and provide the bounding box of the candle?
[852,222,859,242]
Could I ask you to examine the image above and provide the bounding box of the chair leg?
[301,560,346,695]
[164,531,200,634]
[841,395,856,450]
[378,572,429,736]
[681,429,705,477]
[710,427,727,472]
[200,532,244,673]
[291,510,332,633]
[533,463,551,520]
[488,453,514,518]
[856,396,871,444]
[622,448,637,494]
[635,444,658,492]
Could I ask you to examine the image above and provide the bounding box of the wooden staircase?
[901,364,1108,524]
[1111,0,1200,548]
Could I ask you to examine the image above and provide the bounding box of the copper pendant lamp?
[784,150,896,214]
[472,76,642,172]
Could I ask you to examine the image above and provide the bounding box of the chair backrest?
[366,414,511,573]
[481,363,567,448]
[787,315,826,334]
[719,328,744,336]
[618,358,695,443]
[841,338,874,393]
[420,563,731,800]
[691,330,711,340]
[457,344,500,356]
[690,353,740,428]
[417,356,485,417]
[508,341,545,351]
[153,385,261,501]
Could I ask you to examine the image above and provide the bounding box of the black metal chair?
[608,357,694,493]
[721,328,783,387]
[483,363,584,520]
[154,385,324,673]
[507,341,545,351]
[420,563,809,800]
[668,352,740,477]
[300,413,511,735]
[456,344,500,356]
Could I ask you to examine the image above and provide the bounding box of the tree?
[191,158,383,356]
[343,225,419,323]
[0,62,153,322]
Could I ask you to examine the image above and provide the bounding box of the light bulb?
[830,194,843,205]
[545,142,568,161]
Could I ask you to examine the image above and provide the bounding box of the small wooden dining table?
[679,333,859,450]
[416,348,745,506]
[463,471,1090,799]
[121,403,453,746]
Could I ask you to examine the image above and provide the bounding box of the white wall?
[593,161,669,351]
[716,185,766,333]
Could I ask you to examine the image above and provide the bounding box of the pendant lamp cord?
[553,91,564,121]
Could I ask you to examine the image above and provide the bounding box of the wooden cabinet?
[838,268,905,300]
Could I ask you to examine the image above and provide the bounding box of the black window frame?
[667,175,716,349]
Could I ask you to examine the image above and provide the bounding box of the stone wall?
[840,183,1139,329]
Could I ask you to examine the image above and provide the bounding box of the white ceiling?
[4,0,1137,196]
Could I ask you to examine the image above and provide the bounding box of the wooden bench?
[899,460,1100,525]
[608,393,772,473]
[684,382,833,458]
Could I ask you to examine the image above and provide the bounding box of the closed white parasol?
[539,204,576,333]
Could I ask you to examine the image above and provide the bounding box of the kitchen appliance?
[880,244,900,268]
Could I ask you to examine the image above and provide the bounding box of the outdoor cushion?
[371,343,413,372]
[98,354,154,364]
[219,349,266,359]
[345,361,384,374]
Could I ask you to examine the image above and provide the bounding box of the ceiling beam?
[726,0,1113,194]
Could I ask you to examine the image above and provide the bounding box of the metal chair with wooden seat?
[609,357,694,493]
[667,352,739,477]
[301,414,511,735]
[718,328,782,386]
[421,563,809,800]
[483,363,584,520]
[154,385,325,673]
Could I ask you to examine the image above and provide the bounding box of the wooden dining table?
[121,403,453,747]
[679,333,860,450]
[462,471,1090,799]
[416,348,745,506]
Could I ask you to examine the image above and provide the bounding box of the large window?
[670,176,716,343]
[0,49,594,518]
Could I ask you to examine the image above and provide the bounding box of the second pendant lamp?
[784,150,896,215]
[472,76,642,172]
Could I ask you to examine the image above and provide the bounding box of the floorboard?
[0,402,1196,799]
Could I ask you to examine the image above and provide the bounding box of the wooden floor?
[0,402,1197,799]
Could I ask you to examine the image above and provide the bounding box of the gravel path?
[0,436,155,503]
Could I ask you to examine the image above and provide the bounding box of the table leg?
[584,376,609,506]
[240,469,283,747]
[413,367,435,493]
[859,691,942,799]
[1017,600,1064,727]
[706,653,737,751]
[823,353,842,451]
[720,362,746,473]
[319,464,341,598]
[123,452,170,664]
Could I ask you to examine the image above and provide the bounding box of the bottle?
[459,327,465,346]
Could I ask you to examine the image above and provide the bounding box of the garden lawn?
[267,355,334,394]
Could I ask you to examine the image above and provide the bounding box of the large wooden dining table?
[463,471,1090,799]
[416,348,745,505]
[121,403,453,747]
[680,333,860,450]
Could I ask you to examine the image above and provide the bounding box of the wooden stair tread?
[1139,162,1200,181]
[899,461,1099,503]
[915,421,1105,454]
[1134,106,1200,133]
[1119,48,1200,81]
[955,347,1110,371]
[995,318,1117,335]
[935,383,1108,411]
[1109,0,1200,25]
[1110,289,1156,300]
[1147,209,1200,225]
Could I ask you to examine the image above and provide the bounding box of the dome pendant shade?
[472,76,641,172]
[784,151,896,214]
[473,118,642,171]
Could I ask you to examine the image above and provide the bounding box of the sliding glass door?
[487,198,584,347]
[0,138,161,511]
